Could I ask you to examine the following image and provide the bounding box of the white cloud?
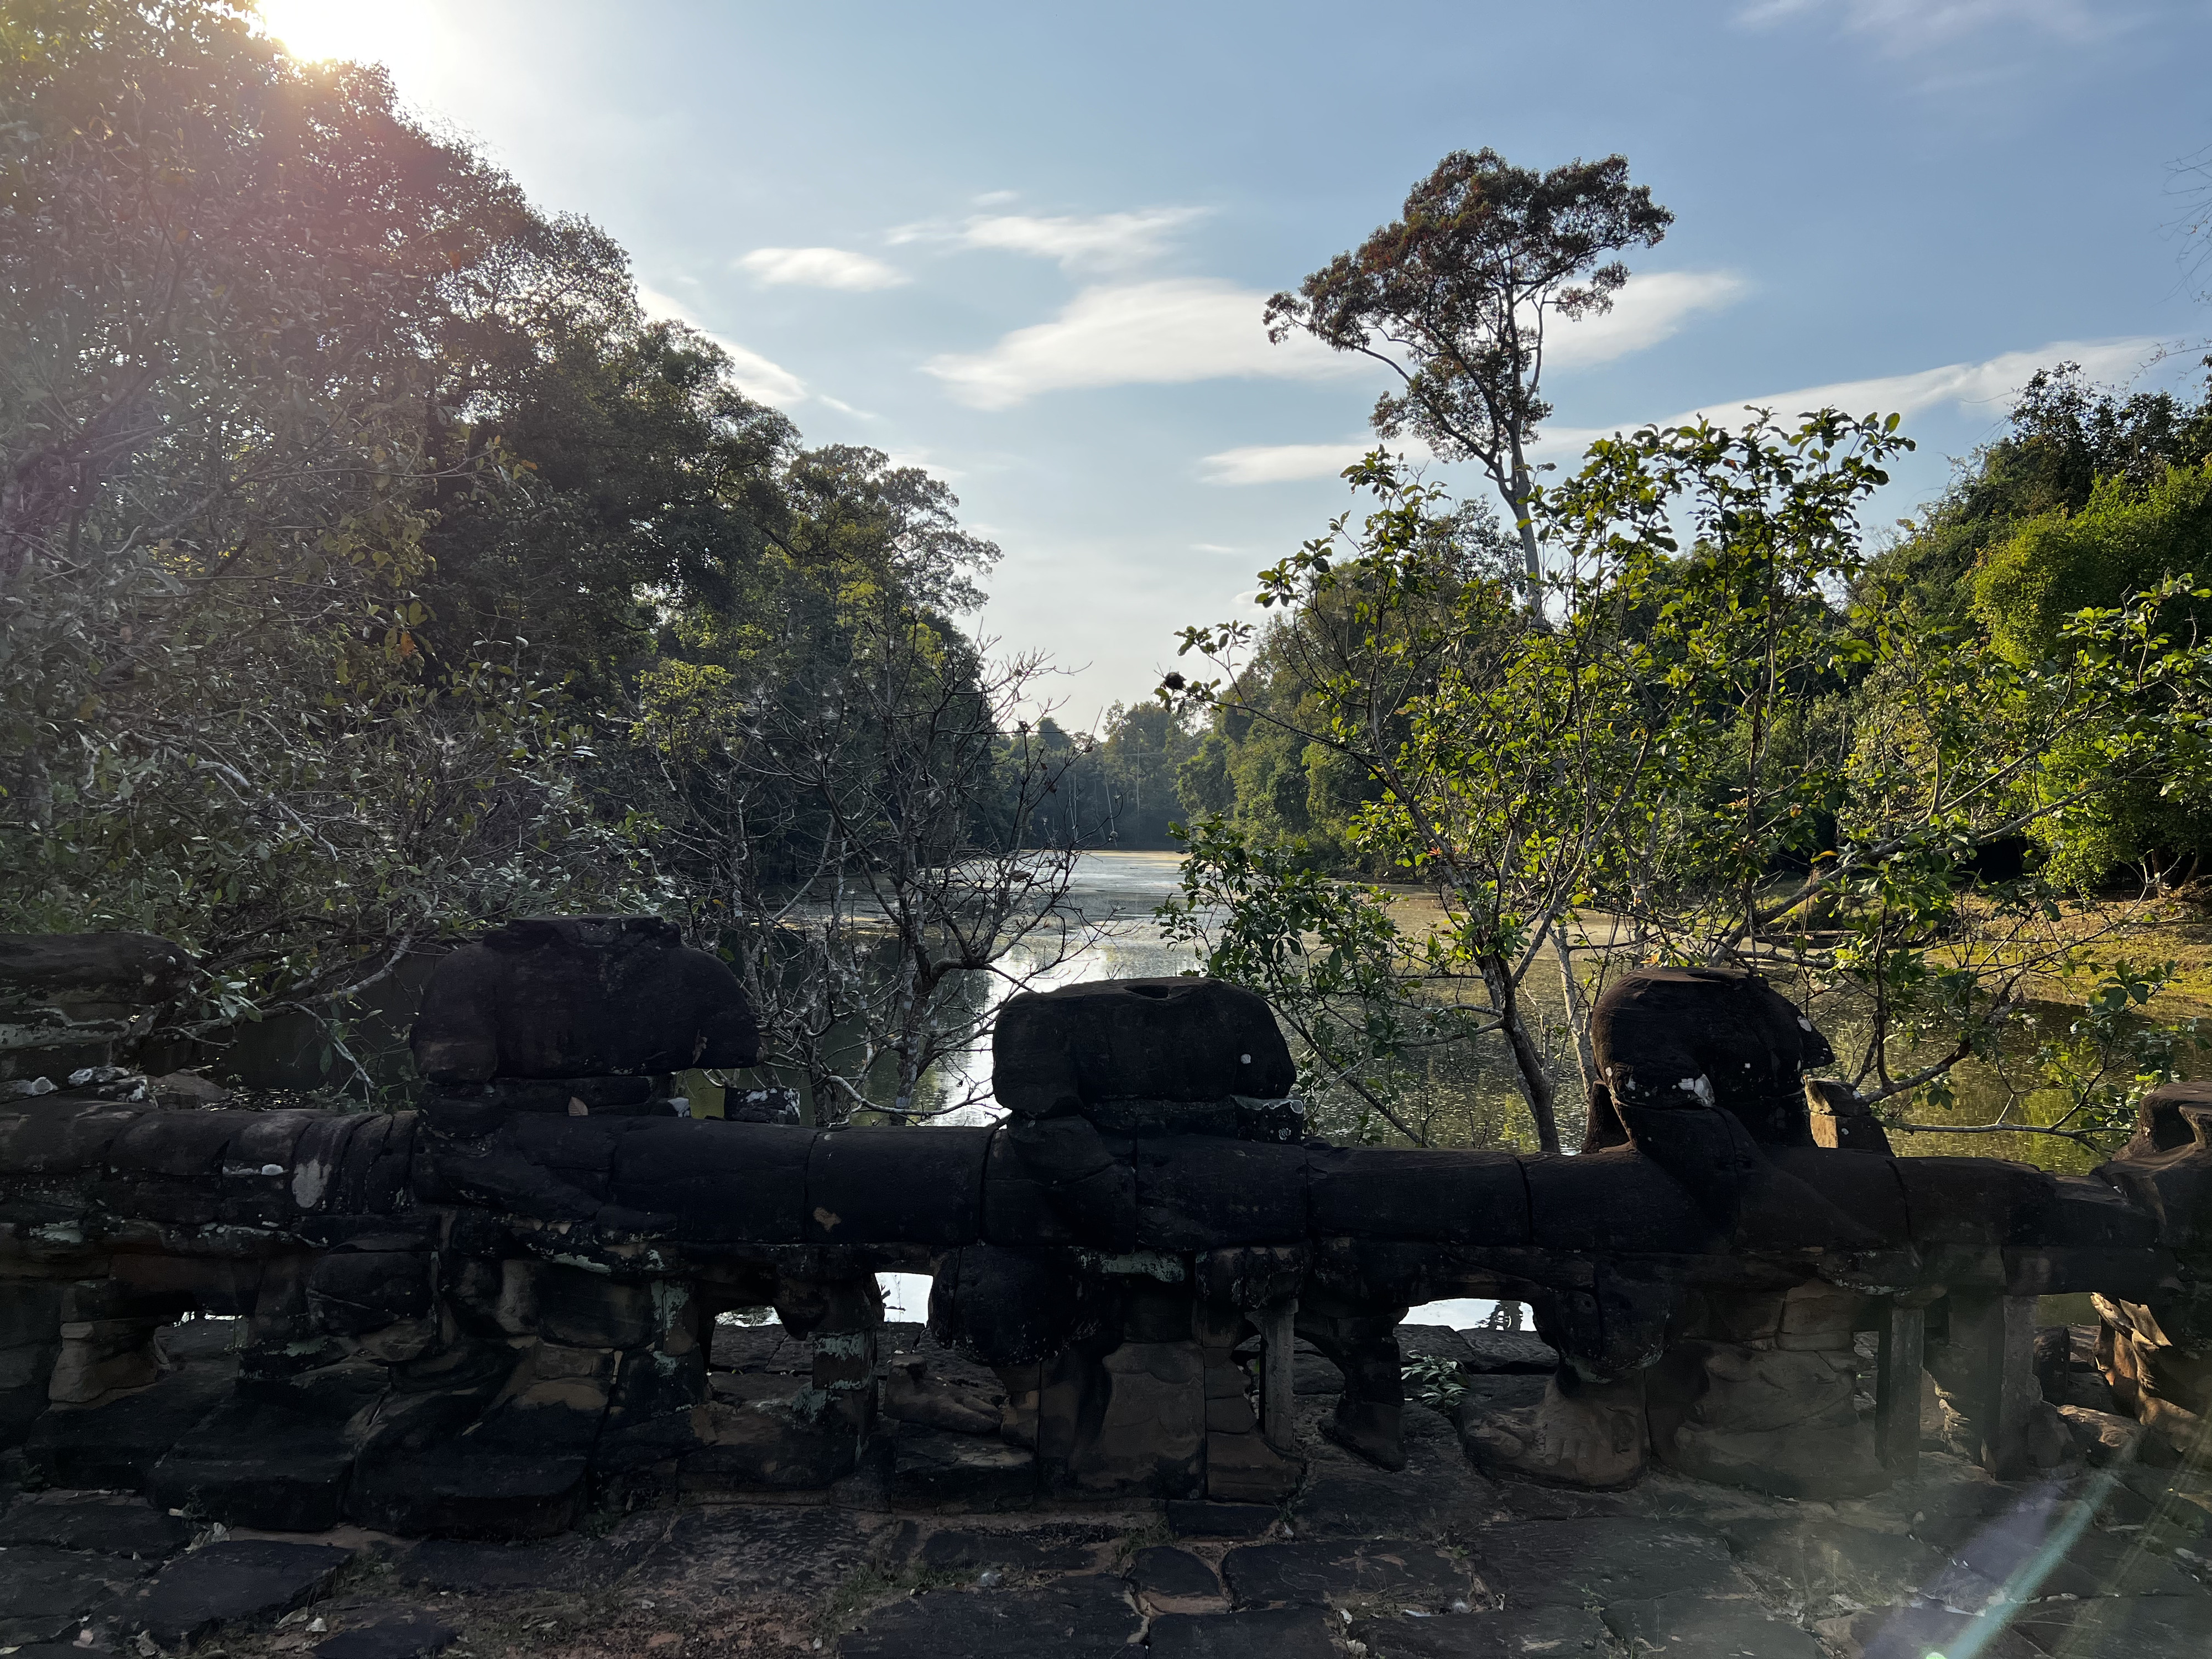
[1198,436,1436,486]
[1739,0,2111,54]
[1204,338,2166,486]
[1199,440,1375,487]
[1532,336,2165,455]
[635,285,807,408]
[736,246,907,291]
[894,207,1205,272]
[924,279,1363,410]
[1544,272,1749,370]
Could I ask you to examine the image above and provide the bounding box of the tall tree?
[1264,148,1671,608]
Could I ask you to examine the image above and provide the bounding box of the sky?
[256,0,2212,724]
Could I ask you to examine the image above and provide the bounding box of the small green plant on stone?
[1405,1353,1467,1412]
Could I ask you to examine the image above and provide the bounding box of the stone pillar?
[1937,1292,2038,1479]
[775,1269,883,1434]
[1296,1289,1409,1472]
[1193,1295,1297,1501]
[1259,1296,1298,1453]
[1874,1299,1925,1478]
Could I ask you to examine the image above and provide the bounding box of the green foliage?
[1975,462,2212,661]
[1865,362,2212,622]
[1159,814,1504,1145]
[2030,958,2212,1140]
[1404,1353,1467,1412]
[1171,405,2212,1150]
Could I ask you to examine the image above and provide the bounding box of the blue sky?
[260,0,2212,722]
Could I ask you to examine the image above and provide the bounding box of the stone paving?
[2,1352,2208,1657]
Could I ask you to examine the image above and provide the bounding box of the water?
[915,849,1200,1124]
[887,849,1504,1329]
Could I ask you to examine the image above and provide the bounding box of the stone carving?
[0,928,2204,1538]
[2094,1081,2212,1465]
[410,916,758,1082]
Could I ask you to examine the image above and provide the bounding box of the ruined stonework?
[0,930,2206,1546]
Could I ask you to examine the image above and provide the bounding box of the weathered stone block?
[888,1426,1036,1509]
[348,1442,588,1537]
[1135,1138,1308,1249]
[993,977,1294,1115]
[1068,1340,1206,1495]
[533,1266,653,1348]
[409,916,756,1082]
[1307,1147,1529,1244]
[804,1124,990,1245]
[608,1119,808,1244]
[149,1401,359,1531]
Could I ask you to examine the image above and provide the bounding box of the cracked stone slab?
[649,1507,886,1601]
[1221,1540,1474,1611]
[1293,1402,1496,1540]
[1168,1501,1279,1539]
[1130,1546,1221,1601]
[905,1522,1118,1576]
[1821,1605,2044,1659]
[1603,1593,1825,1656]
[1147,1606,1338,1658]
[837,1574,1140,1658]
[1350,1605,1613,1656]
[126,1540,352,1648]
[0,1495,190,1560]
[2009,1595,2212,1656]
[1938,1507,2209,1602]
[1721,1519,1950,1616]
[312,1603,461,1659]
[1468,1519,1750,1610]
[0,1545,153,1647]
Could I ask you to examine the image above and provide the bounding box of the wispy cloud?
[1545,271,1749,370]
[1738,0,2114,55]
[737,246,907,291]
[1532,336,2166,454]
[894,207,1206,272]
[1199,440,1382,487]
[1202,338,2167,485]
[924,279,1360,410]
[637,285,808,407]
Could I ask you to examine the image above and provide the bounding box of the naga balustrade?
[0,923,2204,1538]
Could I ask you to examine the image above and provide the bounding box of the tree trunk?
[1505,440,1543,616]
[1548,919,1598,1100]
[1481,948,1560,1153]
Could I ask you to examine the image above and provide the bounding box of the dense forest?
[0,1,1118,1117]
[1180,369,2212,879]
[7,3,2212,1155]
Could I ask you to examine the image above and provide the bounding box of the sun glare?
[254,0,408,67]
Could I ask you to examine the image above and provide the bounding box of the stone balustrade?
[0,925,2204,1542]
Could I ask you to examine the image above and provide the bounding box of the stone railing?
[1,923,2204,1538]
